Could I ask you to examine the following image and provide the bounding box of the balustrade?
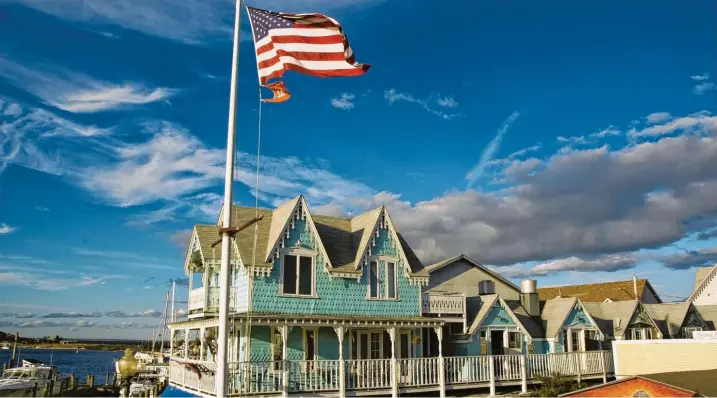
[422,293,465,315]
[169,351,614,396]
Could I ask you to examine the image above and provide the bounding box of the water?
[0,348,123,383]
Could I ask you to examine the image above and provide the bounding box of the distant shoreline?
[14,343,145,352]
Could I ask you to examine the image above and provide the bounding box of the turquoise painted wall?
[251,219,421,316]
[555,332,564,353]
[532,340,550,354]
[250,326,343,361]
[482,303,516,327]
[564,305,594,327]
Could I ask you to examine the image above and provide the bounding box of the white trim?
[278,248,318,298]
[366,255,400,300]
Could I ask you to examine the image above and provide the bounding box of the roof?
[466,294,541,338]
[645,369,717,397]
[536,279,662,303]
[582,300,640,339]
[540,297,579,338]
[560,373,710,397]
[644,302,691,338]
[425,254,521,293]
[695,304,717,329]
[188,196,428,278]
[694,267,713,291]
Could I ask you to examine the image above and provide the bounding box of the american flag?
[246,5,370,85]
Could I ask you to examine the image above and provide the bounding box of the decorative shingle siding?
[565,305,594,328]
[251,219,420,316]
[482,304,516,327]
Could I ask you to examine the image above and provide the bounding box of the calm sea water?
[0,348,123,383]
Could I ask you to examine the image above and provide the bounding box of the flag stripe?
[258,50,347,69]
[256,42,346,61]
[248,5,369,86]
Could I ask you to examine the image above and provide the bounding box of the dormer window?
[280,251,315,297]
[367,257,398,300]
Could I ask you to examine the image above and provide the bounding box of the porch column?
[433,326,445,398]
[388,327,398,398]
[520,355,527,394]
[202,268,210,311]
[566,329,573,353]
[280,325,290,398]
[488,355,496,397]
[183,328,189,359]
[169,328,174,358]
[334,327,346,398]
[600,350,607,383]
[199,327,206,361]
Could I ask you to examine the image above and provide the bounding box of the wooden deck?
[169,351,614,397]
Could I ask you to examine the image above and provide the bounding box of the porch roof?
[169,313,445,330]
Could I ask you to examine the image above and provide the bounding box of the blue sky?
[1,0,716,339]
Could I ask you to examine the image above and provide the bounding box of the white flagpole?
[217,0,242,395]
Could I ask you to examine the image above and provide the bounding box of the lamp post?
[117,349,138,397]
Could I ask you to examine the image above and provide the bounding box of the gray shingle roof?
[696,304,717,330]
[582,300,641,339]
[540,298,578,338]
[466,295,544,338]
[186,196,427,278]
[644,302,691,338]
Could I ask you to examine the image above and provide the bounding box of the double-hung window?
[368,259,398,299]
[281,253,314,296]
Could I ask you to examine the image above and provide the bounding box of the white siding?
[612,340,717,378]
[234,269,250,313]
[694,273,717,305]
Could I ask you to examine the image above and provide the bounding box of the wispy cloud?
[0,263,129,291]
[0,57,175,113]
[556,126,621,146]
[690,73,716,95]
[105,309,162,318]
[646,112,671,125]
[384,89,460,120]
[465,111,520,188]
[330,93,356,110]
[628,111,717,138]
[41,312,103,319]
[0,223,16,234]
[691,73,710,81]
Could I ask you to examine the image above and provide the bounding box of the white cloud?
[330,93,356,110]
[34,206,50,212]
[0,57,175,113]
[436,96,458,108]
[645,112,671,125]
[465,111,520,188]
[556,126,621,146]
[590,126,621,138]
[0,270,128,291]
[691,73,710,81]
[384,89,459,120]
[14,0,383,45]
[0,223,15,234]
[694,82,716,96]
[628,111,717,138]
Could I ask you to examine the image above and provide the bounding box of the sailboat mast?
[171,280,176,323]
[216,0,243,395]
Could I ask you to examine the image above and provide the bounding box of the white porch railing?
[422,292,465,315]
[170,351,614,396]
[345,359,392,390]
[169,357,217,396]
[188,288,205,312]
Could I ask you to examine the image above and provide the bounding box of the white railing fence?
[422,293,465,314]
[169,357,217,396]
[345,359,392,390]
[397,357,440,387]
[188,288,205,312]
[227,361,283,395]
[170,351,614,395]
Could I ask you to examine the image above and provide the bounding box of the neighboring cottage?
[561,369,717,397]
[536,279,662,303]
[689,264,717,305]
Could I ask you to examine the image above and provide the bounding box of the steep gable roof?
[536,279,662,303]
[582,300,661,339]
[426,254,520,293]
[644,302,692,338]
[203,197,428,282]
[695,304,717,330]
[466,294,535,340]
[540,297,578,338]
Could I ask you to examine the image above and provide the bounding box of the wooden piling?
[105,372,110,386]
[87,374,94,388]
[69,374,76,390]
[32,382,38,397]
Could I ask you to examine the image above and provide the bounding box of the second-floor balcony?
[421,292,465,317]
[188,287,236,317]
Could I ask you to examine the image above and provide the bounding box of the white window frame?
[270,327,284,373]
[508,331,522,350]
[356,331,384,359]
[302,328,319,372]
[278,248,317,298]
[366,255,399,301]
[683,326,702,338]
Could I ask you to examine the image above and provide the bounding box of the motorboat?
[0,359,70,397]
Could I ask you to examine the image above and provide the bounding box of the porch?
[169,350,614,397]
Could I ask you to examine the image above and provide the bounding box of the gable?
[482,302,516,327]
[564,303,595,328]
[683,306,706,329]
[426,256,520,300]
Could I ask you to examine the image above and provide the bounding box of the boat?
[0,344,10,350]
[0,359,70,397]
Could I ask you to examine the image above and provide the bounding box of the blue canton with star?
[248,7,295,42]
